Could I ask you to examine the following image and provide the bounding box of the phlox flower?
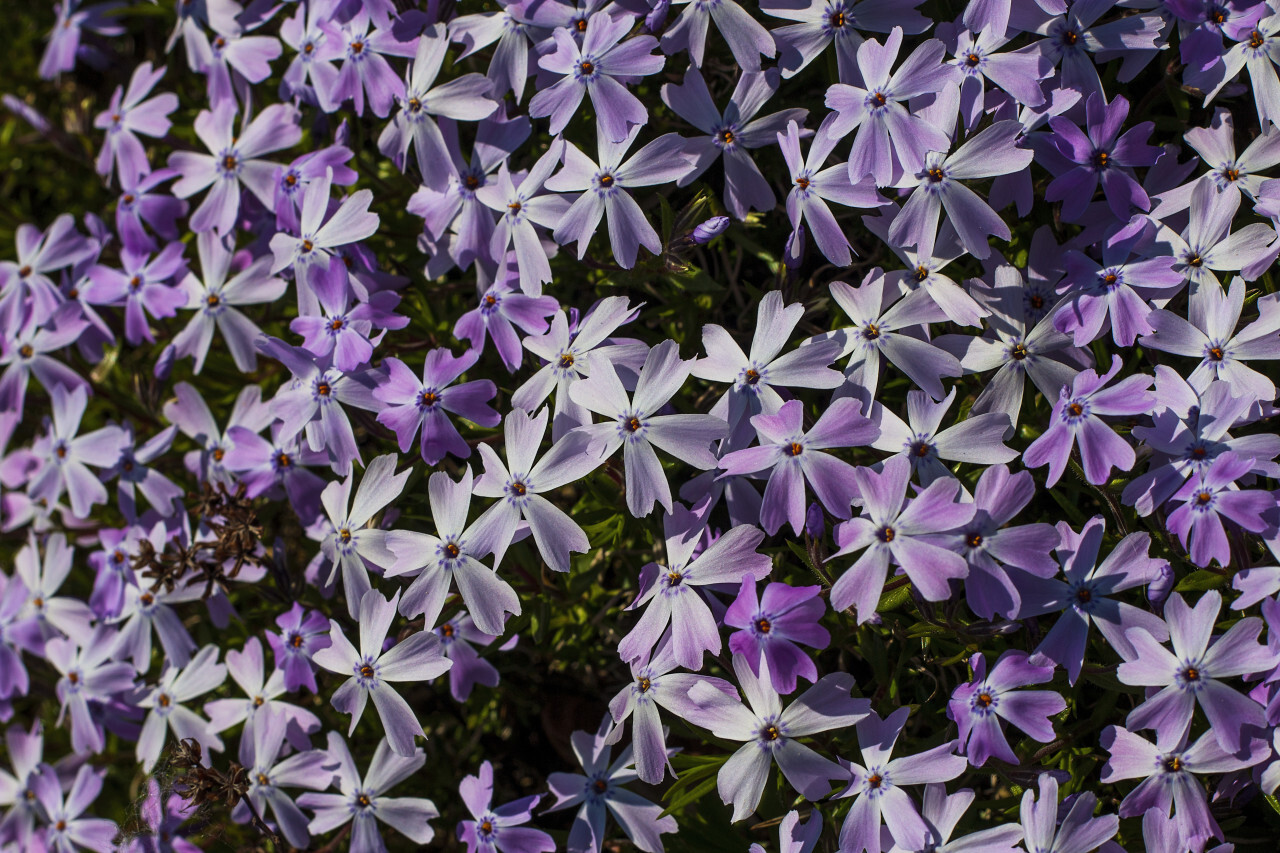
[457,760,554,853]
[29,764,118,853]
[45,627,135,754]
[114,168,186,253]
[163,382,272,486]
[319,9,422,118]
[453,273,559,372]
[948,651,1065,767]
[28,386,126,522]
[762,0,930,81]
[373,348,500,465]
[289,259,406,372]
[0,213,98,332]
[748,810,822,853]
[725,578,830,695]
[0,304,89,423]
[265,603,332,695]
[662,0,774,71]
[435,612,508,703]
[93,61,177,185]
[476,140,571,297]
[203,637,321,764]
[1166,452,1277,567]
[136,644,227,773]
[313,588,451,757]
[870,387,1017,486]
[234,707,333,850]
[1018,774,1117,853]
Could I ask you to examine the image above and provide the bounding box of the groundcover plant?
[4,0,1280,851]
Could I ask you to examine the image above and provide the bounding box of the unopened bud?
[692,216,730,244]
[1147,562,1175,611]
[785,225,806,270]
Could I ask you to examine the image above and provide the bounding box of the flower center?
[330,318,344,331]
[1075,587,1092,603]
[762,725,780,740]
[301,239,314,252]
[718,128,735,145]
[1068,402,1084,417]
[637,677,651,692]
[1195,491,1213,505]
[206,293,220,307]
[927,167,945,183]
[1207,346,1224,361]
[975,691,994,708]
[510,481,527,496]
[68,671,79,684]
[1224,167,1240,181]
[795,175,810,190]
[756,618,771,634]
[440,623,455,638]
[877,526,895,543]
[785,442,803,457]
[867,773,883,788]
[1164,756,1183,772]
[158,693,171,707]
[1092,150,1109,169]
[579,60,594,75]
[317,383,331,396]
[667,571,684,586]
[358,793,372,807]
[444,542,461,559]
[18,345,33,359]
[1062,29,1079,45]
[1010,342,1028,360]
[829,11,846,27]
[1250,29,1265,49]
[419,390,439,408]
[257,773,269,785]
[360,664,375,678]
[339,528,351,543]
[277,452,291,467]
[1186,253,1203,267]
[593,777,607,792]
[625,416,642,433]
[870,91,887,108]
[223,154,237,171]
[863,322,881,340]
[465,174,481,191]
[351,40,365,54]
[558,352,574,368]
[598,173,614,188]
[122,193,135,204]
[407,98,422,113]
[253,695,264,707]
[965,52,980,67]
[966,532,983,547]
[17,265,30,278]
[291,634,305,648]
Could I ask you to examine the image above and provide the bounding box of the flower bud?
[153,344,176,381]
[1147,562,1175,611]
[785,224,806,270]
[692,216,730,244]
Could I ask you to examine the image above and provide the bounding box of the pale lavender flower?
[379,24,498,189]
[448,5,547,104]
[899,784,1023,853]
[1019,774,1118,853]
[28,386,126,521]
[617,503,771,669]
[1014,516,1170,685]
[1148,178,1276,293]
[948,651,1064,767]
[546,717,678,853]
[1119,590,1271,753]
[314,454,409,619]
[530,10,663,143]
[870,387,1017,486]
[476,140,571,296]
[725,578,830,695]
[1055,230,1184,347]
[547,128,696,269]
[570,339,727,517]
[888,121,1033,260]
[279,0,344,106]
[204,637,321,764]
[818,268,962,403]
[0,214,97,332]
[173,232,286,374]
[14,533,93,648]
[373,349,500,465]
[1201,14,1280,127]
[1023,355,1155,487]
[1100,726,1268,848]
[691,290,845,449]
[457,761,553,853]
[512,297,646,439]
[222,425,329,523]
[689,654,871,822]
[163,382,273,486]
[748,810,822,853]
[93,61,177,185]
[108,568,202,671]
[1142,277,1280,405]
[1152,108,1280,218]
[272,144,359,234]
[385,467,520,635]
[191,16,282,109]
[943,24,1051,130]
[662,0,774,71]
[762,0,930,81]
[778,115,887,268]
[313,588,451,757]
[136,644,227,773]
[718,398,877,534]
[833,707,967,853]
[827,455,976,624]
[661,67,806,219]
[29,764,118,853]
[297,733,439,851]
[471,407,602,574]
[1034,3,1164,101]
[89,242,187,346]
[169,102,302,235]
[45,627,135,754]
[101,423,183,519]
[0,305,90,421]
[234,707,333,850]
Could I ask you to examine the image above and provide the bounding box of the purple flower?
[315,454,409,619]
[725,578,830,695]
[289,261,406,372]
[888,121,1033,260]
[1100,726,1268,848]
[821,269,963,403]
[457,761,554,853]
[435,612,505,703]
[530,10,663,143]
[948,651,1065,767]
[453,276,558,372]
[691,290,845,449]
[1118,590,1272,753]
[1038,4,1164,101]
[204,637,322,764]
[1015,516,1170,685]
[91,242,188,346]
[1019,773,1118,853]
[386,467,520,635]
[223,426,329,524]
[546,717,678,853]
[173,232,286,374]
[778,115,887,267]
[163,382,272,486]
[39,0,124,80]
[662,0,774,71]
[93,61,177,185]
[101,423,183,520]
[547,128,696,269]
[471,407,601,574]
[235,708,333,850]
[1152,107,1280,218]
[313,588,451,757]
[1166,452,1277,567]
[689,654,870,822]
[114,169,187,253]
[1044,93,1161,222]
[265,603,333,695]
[30,764,118,853]
[279,0,344,107]
[169,102,302,235]
[832,707,967,853]
[1022,355,1155,487]
[617,503,770,668]
[297,733,439,851]
[824,28,959,186]
[870,387,1017,486]
[0,214,98,332]
[477,140,571,296]
[944,25,1052,130]
[718,398,876,534]
[136,644,226,773]
[193,17,282,109]
[827,455,976,623]
[1142,277,1280,405]
[374,348,500,465]
[570,340,728,517]
[449,6,547,104]
[661,67,807,220]
[320,9,421,118]
[0,305,90,422]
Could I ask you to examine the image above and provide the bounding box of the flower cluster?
[2,0,1280,852]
